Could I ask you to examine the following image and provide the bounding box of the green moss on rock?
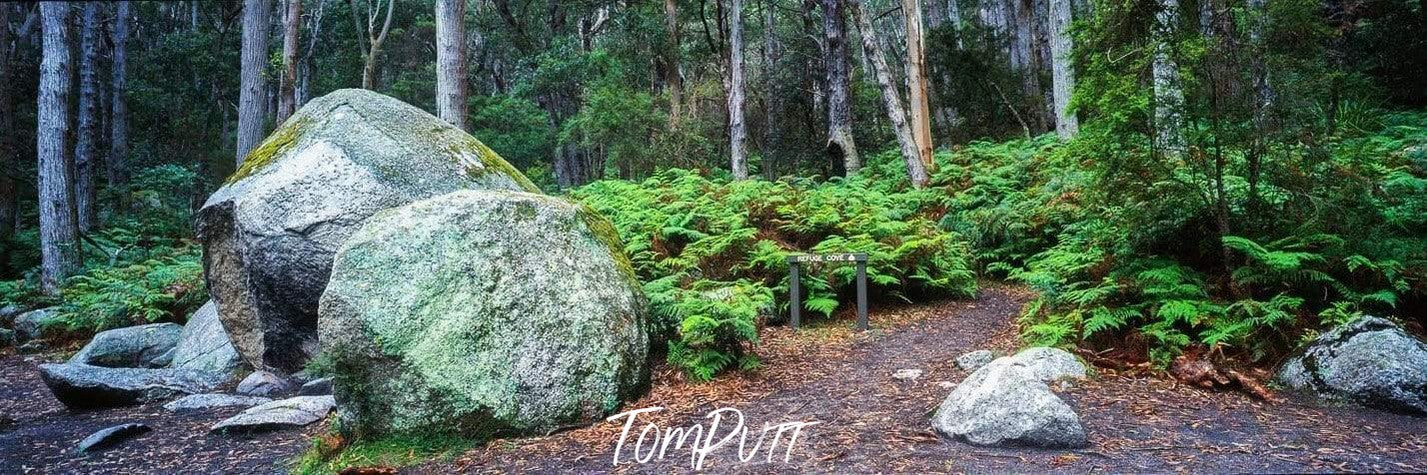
[227,116,311,185]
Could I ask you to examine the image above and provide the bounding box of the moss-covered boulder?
[196,89,539,373]
[318,190,649,438]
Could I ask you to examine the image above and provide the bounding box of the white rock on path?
[931,347,1090,448]
[894,369,924,381]
[211,396,335,433]
[164,393,273,412]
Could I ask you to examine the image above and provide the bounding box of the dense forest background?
[3,0,1425,380]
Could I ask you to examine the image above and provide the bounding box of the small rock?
[0,304,26,326]
[39,363,226,409]
[956,350,995,371]
[164,394,273,412]
[893,369,924,381]
[1277,316,1427,415]
[298,377,332,396]
[237,371,292,397]
[75,423,150,454]
[13,307,59,342]
[18,340,47,354]
[69,323,183,368]
[935,381,957,390]
[211,396,336,433]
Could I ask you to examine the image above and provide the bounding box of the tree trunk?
[38,2,82,295]
[109,1,131,201]
[238,0,273,164]
[903,0,936,175]
[820,0,859,175]
[728,0,749,179]
[1246,0,1271,203]
[1153,0,1185,157]
[762,0,783,179]
[851,1,928,187]
[277,0,301,124]
[75,2,102,232]
[0,4,21,270]
[666,0,684,127]
[435,0,467,130]
[354,0,396,90]
[1048,0,1077,138]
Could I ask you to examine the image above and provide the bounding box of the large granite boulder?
[931,347,1089,447]
[1277,316,1427,415]
[168,301,243,374]
[319,190,650,438]
[38,364,227,409]
[195,89,539,373]
[70,323,183,368]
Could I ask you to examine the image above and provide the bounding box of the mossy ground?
[291,432,476,475]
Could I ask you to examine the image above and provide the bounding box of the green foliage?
[571,168,978,380]
[963,112,1427,366]
[51,244,205,333]
[292,432,475,475]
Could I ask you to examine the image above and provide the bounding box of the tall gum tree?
[1049,0,1078,138]
[435,0,468,130]
[37,2,81,295]
[76,2,103,231]
[851,1,928,187]
[237,0,273,163]
[109,1,131,202]
[820,0,859,175]
[728,0,748,179]
[277,0,302,124]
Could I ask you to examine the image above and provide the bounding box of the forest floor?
[3,283,1426,474]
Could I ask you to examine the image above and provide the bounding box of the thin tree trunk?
[728,0,749,179]
[852,1,927,187]
[666,0,684,127]
[435,0,467,129]
[238,0,273,164]
[38,2,82,295]
[903,0,936,175]
[1246,0,1271,203]
[297,0,325,107]
[762,0,783,179]
[353,0,396,90]
[0,4,21,271]
[1153,0,1185,157]
[75,2,102,232]
[109,1,131,200]
[821,0,859,175]
[277,0,301,124]
[1048,0,1078,138]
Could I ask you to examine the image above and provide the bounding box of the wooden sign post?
[787,253,869,331]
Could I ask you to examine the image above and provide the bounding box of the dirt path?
[0,358,318,474]
[3,284,1425,473]
[438,284,1427,474]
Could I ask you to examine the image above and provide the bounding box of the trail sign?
[787,253,868,331]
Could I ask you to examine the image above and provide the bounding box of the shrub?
[571,168,977,380]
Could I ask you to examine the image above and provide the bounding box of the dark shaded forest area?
[2,0,1426,389]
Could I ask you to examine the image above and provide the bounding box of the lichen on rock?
[196,89,540,373]
[318,190,650,439]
